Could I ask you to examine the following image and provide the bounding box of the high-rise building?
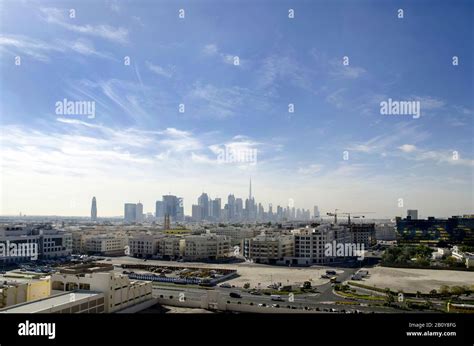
[227,194,236,221]
[136,202,144,222]
[124,203,137,223]
[162,195,184,221]
[155,200,164,218]
[192,204,203,221]
[236,198,243,220]
[198,193,210,220]
[407,209,418,220]
[91,197,97,221]
[212,198,221,220]
[313,205,320,219]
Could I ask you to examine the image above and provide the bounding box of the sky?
[0,0,473,218]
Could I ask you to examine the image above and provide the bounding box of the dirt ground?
[356,266,474,293]
[108,256,344,288]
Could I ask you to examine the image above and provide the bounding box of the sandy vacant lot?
[225,263,343,288]
[108,256,343,288]
[357,267,474,293]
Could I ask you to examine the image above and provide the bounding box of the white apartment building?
[212,227,259,246]
[183,233,230,261]
[291,226,334,265]
[243,233,294,265]
[41,229,72,259]
[128,234,163,258]
[157,236,183,260]
[84,235,127,256]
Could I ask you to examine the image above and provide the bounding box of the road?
[152,283,403,314]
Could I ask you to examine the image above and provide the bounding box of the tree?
[440,285,450,296]
[385,293,394,305]
[243,283,250,289]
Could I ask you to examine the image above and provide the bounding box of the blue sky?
[0,0,473,217]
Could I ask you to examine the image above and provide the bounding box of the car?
[229,292,241,299]
[271,304,280,308]
[219,283,231,288]
[250,290,262,295]
[258,303,266,307]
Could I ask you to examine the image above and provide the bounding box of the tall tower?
[249,178,252,200]
[91,197,97,221]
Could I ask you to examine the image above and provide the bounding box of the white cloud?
[398,144,417,153]
[40,8,129,44]
[329,59,366,79]
[298,164,323,175]
[203,44,218,56]
[0,34,62,61]
[146,61,172,78]
[202,43,243,66]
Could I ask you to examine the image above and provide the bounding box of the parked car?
[219,283,231,288]
[229,292,241,299]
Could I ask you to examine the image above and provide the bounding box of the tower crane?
[326,210,375,225]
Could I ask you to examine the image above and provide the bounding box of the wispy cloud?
[328,58,366,79]
[202,43,244,66]
[146,61,172,78]
[0,34,62,62]
[0,34,114,62]
[40,7,129,44]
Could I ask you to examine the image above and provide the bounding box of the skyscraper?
[91,197,97,221]
[313,205,320,219]
[155,200,163,218]
[163,195,184,222]
[198,193,210,220]
[212,198,221,220]
[124,203,137,223]
[192,204,203,221]
[136,202,143,222]
[236,198,243,220]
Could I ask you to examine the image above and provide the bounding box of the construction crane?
[326,210,375,225]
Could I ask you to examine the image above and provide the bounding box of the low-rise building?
[157,236,183,260]
[183,233,230,261]
[212,227,259,246]
[243,233,294,265]
[84,235,127,256]
[0,291,105,313]
[0,225,72,263]
[51,263,152,313]
[128,234,163,258]
[0,276,51,308]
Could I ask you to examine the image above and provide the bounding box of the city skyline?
[0,1,473,218]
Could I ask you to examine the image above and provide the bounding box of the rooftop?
[0,290,102,313]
